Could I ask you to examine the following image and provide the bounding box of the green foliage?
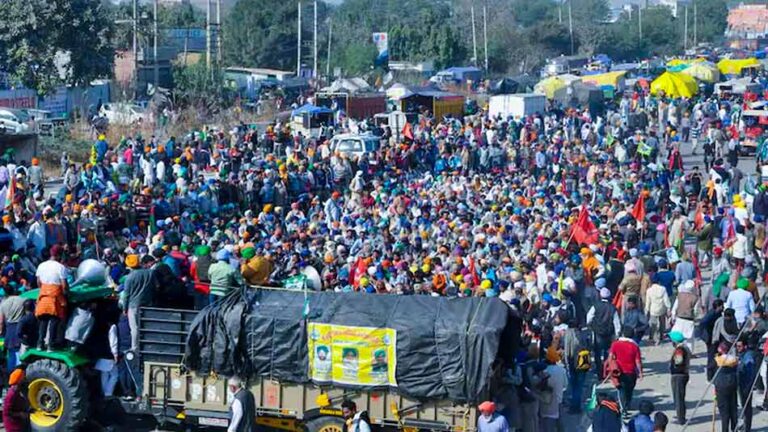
[329,0,462,74]
[224,0,324,71]
[0,0,114,95]
[510,0,558,27]
[695,0,728,43]
[158,3,206,29]
[173,60,228,110]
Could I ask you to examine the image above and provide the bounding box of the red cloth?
[609,339,641,375]
[631,194,645,222]
[570,205,599,245]
[3,385,29,432]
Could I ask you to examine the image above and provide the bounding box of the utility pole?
[216,0,222,65]
[558,3,562,24]
[684,5,688,51]
[693,0,697,46]
[568,0,573,55]
[483,4,488,72]
[297,2,302,76]
[326,20,332,79]
[313,0,318,80]
[206,0,212,68]
[133,0,138,98]
[638,5,642,45]
[153,0,159,89]
[471,5,478,67]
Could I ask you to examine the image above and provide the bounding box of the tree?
[173,60,228,112]
[0,0,115,95]
[331,0,462,74]
[224,0,331,71]
[693,0,728,43]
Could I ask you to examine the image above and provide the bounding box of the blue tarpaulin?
[291,103,334,117]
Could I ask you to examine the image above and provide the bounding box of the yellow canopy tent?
[681,61,719,83]
[534,76,567,99]
[717,58,761,76]
[650,72,698,98]
[580,71,627,91]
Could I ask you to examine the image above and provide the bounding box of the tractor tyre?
[26,358,89,432]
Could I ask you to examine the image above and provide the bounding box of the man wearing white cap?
[671,280,699,353]
[227,377,255,432]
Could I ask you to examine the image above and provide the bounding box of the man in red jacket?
[609,326,644,418]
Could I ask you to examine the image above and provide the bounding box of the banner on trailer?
[308,323,397,387]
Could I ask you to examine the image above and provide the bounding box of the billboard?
[308,323,397,387]
[372,32,389,66]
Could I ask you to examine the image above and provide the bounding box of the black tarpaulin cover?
[183,289,519,402]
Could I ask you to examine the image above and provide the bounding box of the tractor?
[18,282,116,432]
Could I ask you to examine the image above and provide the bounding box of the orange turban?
[8,369,24,386]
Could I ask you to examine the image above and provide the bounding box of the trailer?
[488,94,546,120]
[147,290,520,432]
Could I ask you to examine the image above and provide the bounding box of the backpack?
[592,301,616,338]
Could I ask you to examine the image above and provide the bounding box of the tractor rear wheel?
[26,359,89,432]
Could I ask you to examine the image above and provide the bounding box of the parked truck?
[488,94,546,120]
[21,288,521,432]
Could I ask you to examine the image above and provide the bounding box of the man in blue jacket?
[737,338,757,432]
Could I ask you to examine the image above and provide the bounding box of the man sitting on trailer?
[342,400,370,432]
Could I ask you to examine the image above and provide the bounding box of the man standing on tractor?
[34,244,68,351]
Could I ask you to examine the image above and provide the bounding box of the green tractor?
[19,283,115,432]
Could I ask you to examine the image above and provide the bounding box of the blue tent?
[441,66,482,83]
[291,103,334,117]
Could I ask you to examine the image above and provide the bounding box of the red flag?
[630,194,645,222]
[468,257,480,287]
[402,122,414,141]
[570,205,599,245]
[724,215,737,248]
[351,257,367,289]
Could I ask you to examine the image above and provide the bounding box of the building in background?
[726,4,768,50]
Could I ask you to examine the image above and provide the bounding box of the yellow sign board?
[308,323,397,387]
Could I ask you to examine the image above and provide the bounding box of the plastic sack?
[65,307,95,345]
[72,259,107,287]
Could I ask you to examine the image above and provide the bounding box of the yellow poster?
[308,323,397,387]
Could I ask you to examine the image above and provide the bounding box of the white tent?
[386,83,414,100]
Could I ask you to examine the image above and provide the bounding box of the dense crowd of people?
[1,80,768,431]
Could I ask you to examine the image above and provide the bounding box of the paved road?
[622,145,768,431]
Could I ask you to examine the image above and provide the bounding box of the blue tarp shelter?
[441,66,483,83]
[291,104,334,117]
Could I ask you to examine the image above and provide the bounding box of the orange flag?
[402,122,414,141]
[631,194,645,222]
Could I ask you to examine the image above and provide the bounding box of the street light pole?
[153,0,159,89]
[133,0,138,98]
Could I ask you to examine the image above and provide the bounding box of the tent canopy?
[534,76,567,99]
[681,61,719,83]
[717,58,761,76]
[650,72,698,98]
[581,71,627,91]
